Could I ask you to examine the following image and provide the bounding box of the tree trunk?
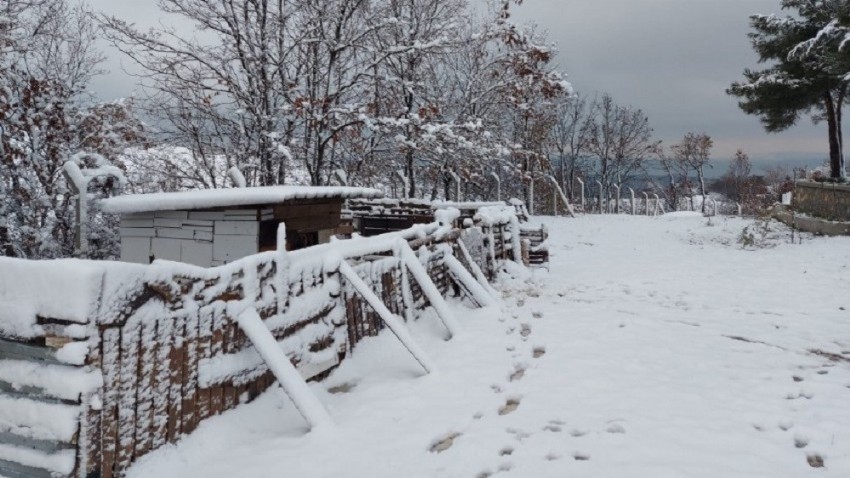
[824,92,846,180]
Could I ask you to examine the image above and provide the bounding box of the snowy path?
[128,215,850,478]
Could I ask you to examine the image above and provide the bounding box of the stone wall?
[793,180,850,222]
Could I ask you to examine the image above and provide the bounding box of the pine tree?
[728,0,849,180]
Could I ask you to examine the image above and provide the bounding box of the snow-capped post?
[576,177,585,211]
[397,239,461,339]
[714,198,719,217]
[546,175,576,217]
[737,202,742,215]
[62,161,89,256]
[629,188,636,215]
[276,223,289,307]
[528,176,535,215]
[228,167,247,188]
[338,258,437,373]
[447,169,462,202]
[395,169,409,199]
[490,171,501,202]
[596,180,604,214]
[235,307,334,431]
[653,194,661,216]
[442,251,496,308]
[613,184,621,214]
[642,192,650,215]
[456,238,499,297]
[332,169,348,186]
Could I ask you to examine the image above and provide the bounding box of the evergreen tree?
[728,0,849,180]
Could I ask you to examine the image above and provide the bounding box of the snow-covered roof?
[99,186,384,214]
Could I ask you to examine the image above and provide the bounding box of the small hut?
[100,186,382,266]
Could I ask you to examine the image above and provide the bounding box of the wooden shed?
[100,186,383,266]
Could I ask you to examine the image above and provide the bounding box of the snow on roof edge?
[99,186,384,215]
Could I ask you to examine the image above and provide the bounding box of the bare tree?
[585,94,657,211]
[672,132,713,213]
[548,94,593,201]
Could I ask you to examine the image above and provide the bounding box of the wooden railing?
[0,217,525,478]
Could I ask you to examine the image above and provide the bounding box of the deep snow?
[126,214,850,478]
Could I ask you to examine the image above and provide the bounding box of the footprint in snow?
[573,452,591,461]
[544,452,562,461]
[605,423,626,434]
[520,324,532,338]
[543,423,562,432]
[569,429,589,437]
[499,447,514,456]
[430,432,462,453]
[327,382,356,394]
[509,366,526,382]
[506,427,530,441]
[778,421,794,431]
[807,454,825,468]
[499,397,521,415]
[532,346,546,358]
[794,433,810,449]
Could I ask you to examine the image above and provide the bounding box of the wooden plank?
[281,213,340,232]
[115,323,140,473]
[154,211,189,220]
[0,431,75,454]
[150,317,172,450]
[155,227,195,240]
[133,319,157,459]
[153,218,184,228]
[196,308,213,422]
[99,328,121,478]
[273,201,342,220]
[215,221,259,236]
[188,211,229,221]
[0,338,62,365]
[0,380,79,405]
[119,218,154,228]
[119,227,155,238]
[0,458,54,478]
[83,333,103,478]
[180,312,199,435]
[209,310,225,416]
[213,234,258,262]
[221,319,238,411]
[166,317,185,443]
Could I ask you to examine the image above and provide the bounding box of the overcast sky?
[88,0,830,167]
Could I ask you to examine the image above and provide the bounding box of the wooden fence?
[0,218,526,478]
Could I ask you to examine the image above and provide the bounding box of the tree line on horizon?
[0,0,845,259]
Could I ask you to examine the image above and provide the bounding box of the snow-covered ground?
[127,214,850,478]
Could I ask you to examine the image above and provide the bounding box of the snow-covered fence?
[0,215,520,478]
